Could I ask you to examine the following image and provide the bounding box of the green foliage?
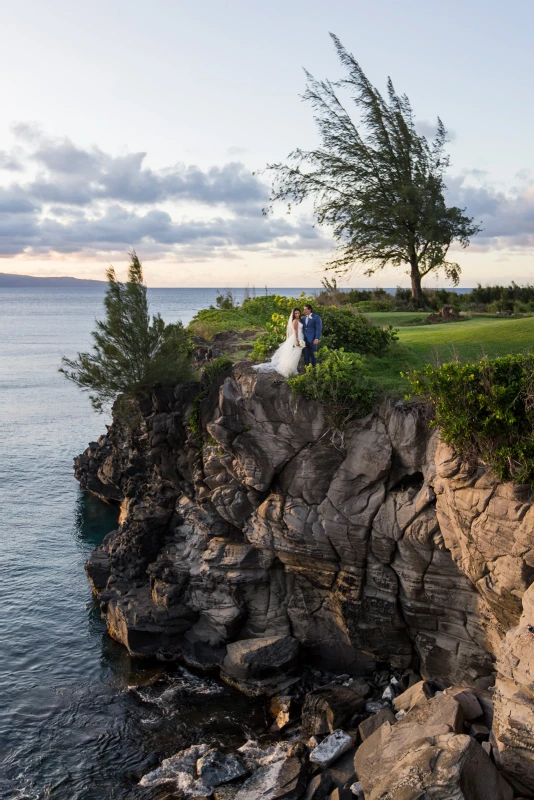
[189,356,233,436]
[288,348,375,438]
[266,35,480,304]
[244,293,313,359]
[319,306,398,354]
[189,294,297,338]
[60,252,193,411]
[215,289,238,310]
[251,302,396,361]
[251,312,291,360]
[202,356,233,386]
[407,354,534,485]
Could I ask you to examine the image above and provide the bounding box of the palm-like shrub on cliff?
[60,252,193,411]
[407,353,534,484]
[288,348,375,444]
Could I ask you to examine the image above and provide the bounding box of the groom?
[302,303,322,368]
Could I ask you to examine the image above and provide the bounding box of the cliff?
[76,364,534,791]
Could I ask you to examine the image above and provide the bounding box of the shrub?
[288,348,375,443]
[251,312,289,360]
[215,289,238,310]
[202,356,233,386]
[354,299,396,312]
[189,293,312,338]
[320,306,398,355]
[406,353,534,485]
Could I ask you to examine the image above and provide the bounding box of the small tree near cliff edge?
[60,251,193,410]
[266,34,481,306]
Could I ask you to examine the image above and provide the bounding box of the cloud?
[0,126,331,260]
[446,173,534,251]
[8,125,267,210]
[416,119,457,141]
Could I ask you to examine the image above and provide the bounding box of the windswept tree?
[60,251,193,410]
[266,35,481,306]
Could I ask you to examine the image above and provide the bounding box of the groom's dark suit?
[302,312,322,367]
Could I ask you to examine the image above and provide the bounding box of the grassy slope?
[365,315,534,394]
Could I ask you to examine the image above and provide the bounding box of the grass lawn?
[366,311,432,327]
[364,315,534,395]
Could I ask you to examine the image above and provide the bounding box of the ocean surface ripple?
[0,287,277,800]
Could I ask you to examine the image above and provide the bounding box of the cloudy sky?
[1,0,534,287]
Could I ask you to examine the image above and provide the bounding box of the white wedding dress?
[253,313,303,378]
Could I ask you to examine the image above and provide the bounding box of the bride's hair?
[292,308,301,320]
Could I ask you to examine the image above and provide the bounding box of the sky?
[0,0,533,287]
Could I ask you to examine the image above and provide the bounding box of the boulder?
[469,723,490,742]
[302,685,367,735]
[327,790,352,800]
[302,773,332,800]
[310,731,354,769]
[235,756,306,800]
[139,743,212,795]
[399,692,464,733]
[356,729,512,800]
[221,636,300,696]
[222,636,299,679]
[358,707,396,741]
[270,694,293,731]
[354,693,511,800]
[197,748,248,788]
[393,679,433,713]
[323,747,357,789]
[444,686,483,720]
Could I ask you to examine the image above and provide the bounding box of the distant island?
[0,272,106,288]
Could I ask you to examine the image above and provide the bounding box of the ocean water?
[0,287,302,800]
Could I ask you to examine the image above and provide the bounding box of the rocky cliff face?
[77,365,534,789]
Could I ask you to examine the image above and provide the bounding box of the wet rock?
[309,731,353,769]
[358,707,396,741]
[139,743,211,795]
[302,685,366,735]
[235,756,306,800]
[197,748,248,788]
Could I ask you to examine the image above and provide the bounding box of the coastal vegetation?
[264,35,480,306]
[288,348,375,440]
[407,353,534,485]
[60,252,193,410]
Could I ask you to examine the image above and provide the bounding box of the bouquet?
[295,339,305,348]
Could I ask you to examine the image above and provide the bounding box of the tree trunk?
[410,257,424,307]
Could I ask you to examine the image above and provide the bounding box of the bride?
[253,308,303,378]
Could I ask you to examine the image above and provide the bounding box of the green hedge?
[407,353,534,484]
[320,306,398,354]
